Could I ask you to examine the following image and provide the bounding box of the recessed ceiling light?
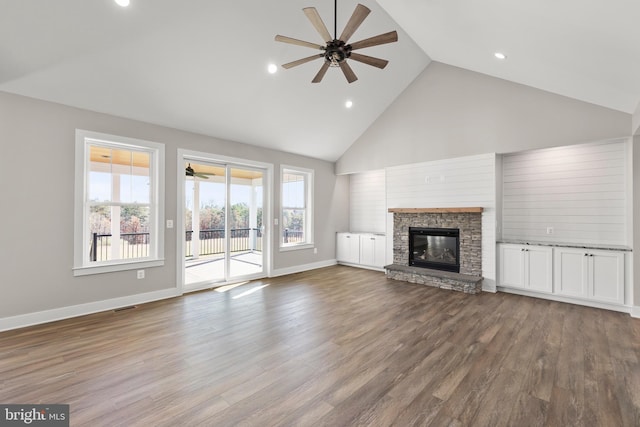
[267,64,278,74]
[494,52,507,60]
[345,100,353,109]
[115,0,130,7]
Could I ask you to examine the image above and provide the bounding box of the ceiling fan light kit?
[275,1,398,83]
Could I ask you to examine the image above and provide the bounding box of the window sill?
[279,243,314,252]
[73,259,165,276]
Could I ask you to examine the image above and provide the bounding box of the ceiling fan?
[275,1,398,83]
[185,163,214,180]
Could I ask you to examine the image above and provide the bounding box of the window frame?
[279,165,314,251]
[73,129,165,276]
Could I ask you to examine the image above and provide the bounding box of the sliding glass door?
[183,161,265,288]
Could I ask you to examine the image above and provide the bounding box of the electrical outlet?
[313,247,318,254]
[274,218,278,225]
[546,227,554,235]
[137,270,145,279]
[166,220,173,228]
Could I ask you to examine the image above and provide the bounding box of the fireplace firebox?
[409,227,460,273]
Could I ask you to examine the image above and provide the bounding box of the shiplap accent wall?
[349,170,386,233]
[385,153,497,288]
[502,139,629,246]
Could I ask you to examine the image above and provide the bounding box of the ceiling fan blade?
[339,61,358,83]
[275,35,325,50]
[339,4,371,43]
[312,62,331,83]
[282,54,324,69]
[349,52,389,69]
[194,173,209,180]
[349,31,398,50]
[303,7,332,42]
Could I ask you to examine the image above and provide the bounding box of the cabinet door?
[359,235,386,268]
[499,244,525,289]
[336,233,348,262]
[373,235,386,268]
[359,235,375,266]
[553,249,588,298]
[337,233,360,264]
[525,246,553,293]
[589,251,624,304]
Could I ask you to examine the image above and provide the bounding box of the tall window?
[74,130,165,275]
[280,166,313,249]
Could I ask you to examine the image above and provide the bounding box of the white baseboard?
[631,306,640,318]
[270,259,337,277]
[482,278,497,293]
[497,286,631,315]
[337,262,386,272]
[0,288,181,332]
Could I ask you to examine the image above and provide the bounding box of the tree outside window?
[281,166,313,249]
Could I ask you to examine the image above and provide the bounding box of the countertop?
[497,239,632,252]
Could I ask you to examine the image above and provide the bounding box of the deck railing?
[184,228,263,257]
[90,227,303,261]
[283,229,304,244]
[90,232,150,262]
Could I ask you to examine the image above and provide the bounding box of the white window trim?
[176,149,275,290]
[280,165,314,251]
[73,129,165,276]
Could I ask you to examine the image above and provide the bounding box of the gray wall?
[337,61,638,311]
[336,62,631,174]
[0,91,349,319]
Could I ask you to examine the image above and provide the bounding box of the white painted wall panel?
[502,140,629,246]
[349,170,386,233]
[385,153,497,287]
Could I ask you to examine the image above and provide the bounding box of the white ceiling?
[378,0,640,115]
[1,1,638,162]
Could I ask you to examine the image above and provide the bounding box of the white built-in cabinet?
[360,234,386,268]
[553,248,624,305]
[499,244,552,293]
[498,243,626,308]
[336,233,360,264]
[337,232,386,269]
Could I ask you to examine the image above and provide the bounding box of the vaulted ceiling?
[1,1,638,162]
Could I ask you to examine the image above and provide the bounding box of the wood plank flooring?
[1,265,639,426]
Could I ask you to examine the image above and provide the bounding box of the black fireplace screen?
[409,227,460,273]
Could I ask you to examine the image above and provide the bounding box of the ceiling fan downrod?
[334,0,337,41]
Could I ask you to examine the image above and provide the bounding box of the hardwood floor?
[1,265,639,426]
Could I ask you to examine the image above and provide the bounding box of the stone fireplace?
[385,208,483,294]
